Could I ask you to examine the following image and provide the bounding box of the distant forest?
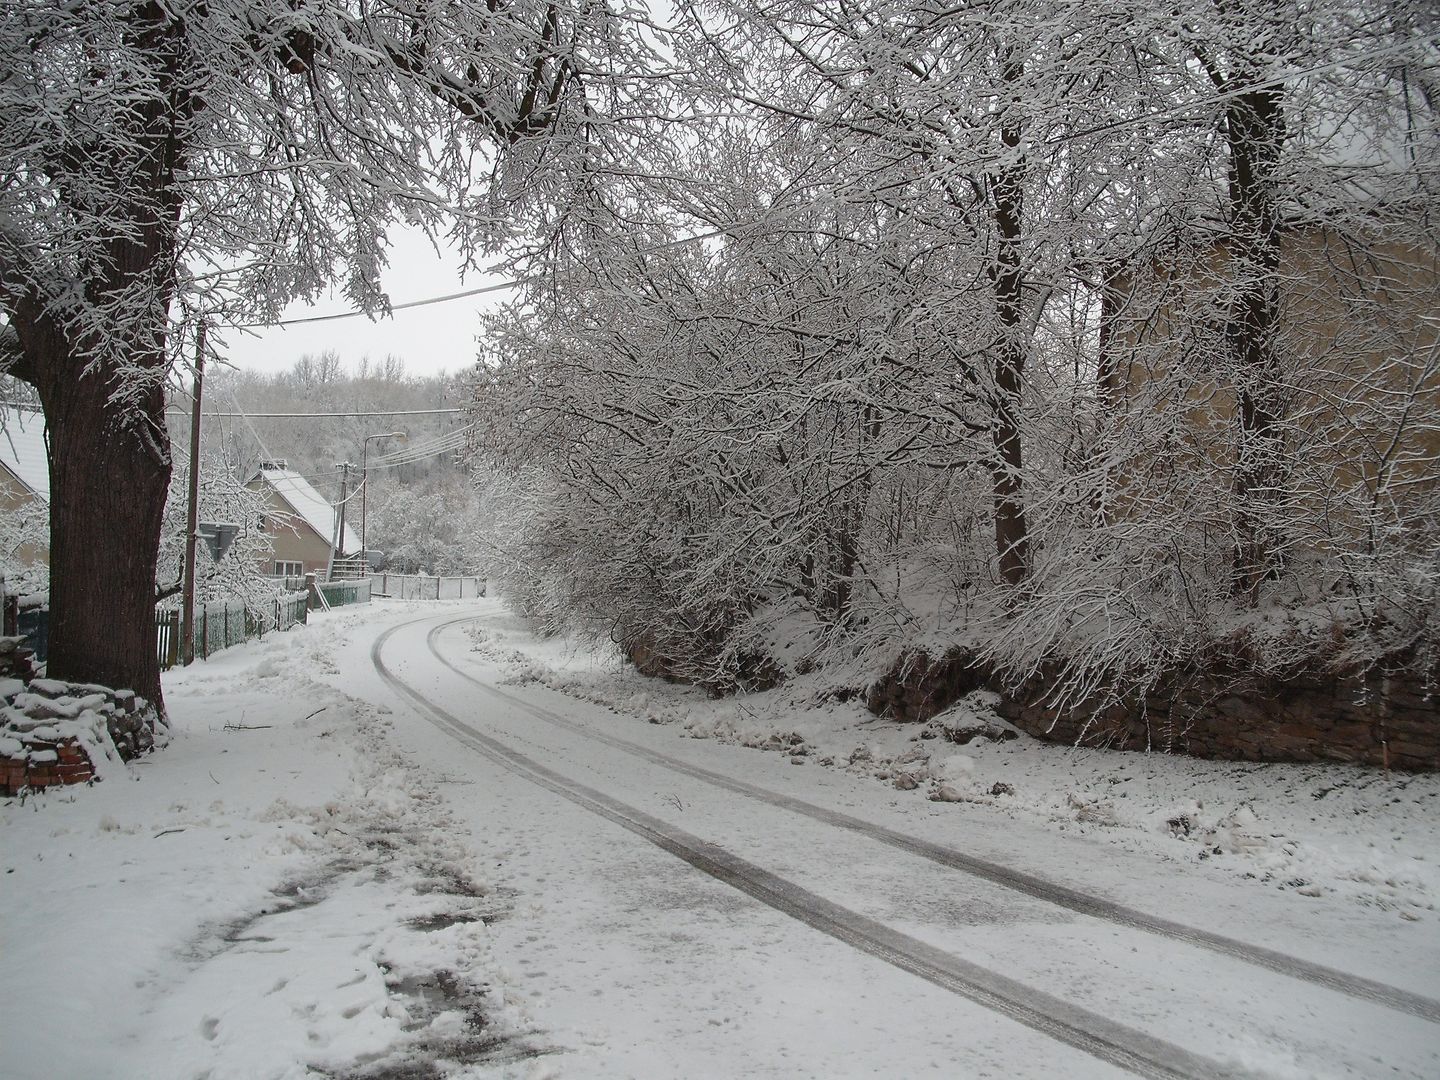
[198,354,487,577]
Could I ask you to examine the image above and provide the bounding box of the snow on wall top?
[0,407,48,504]
[253,468,361,554]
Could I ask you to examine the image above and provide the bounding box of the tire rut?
[424,615,1440,1027]
[374,617,1265,1080]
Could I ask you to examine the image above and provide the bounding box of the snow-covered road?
[5,599,1438,1079]
[356,606,1439,1079]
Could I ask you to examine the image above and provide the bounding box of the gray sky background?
[216,225,512,380]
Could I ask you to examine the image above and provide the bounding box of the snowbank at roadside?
[1,604,543,1080]
[464,616,1440,919]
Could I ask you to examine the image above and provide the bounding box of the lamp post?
[361,431,405,569]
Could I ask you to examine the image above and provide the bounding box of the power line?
[219,34,1433,334]
[251,277,531,328]
[237,221,734,330]
[208,392,475,476]
[227,388,282,473]
[367,423,478,468]
[166,407,465,417]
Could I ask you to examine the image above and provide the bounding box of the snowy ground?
[4,598,1438,1079]
[469,617,1440,919]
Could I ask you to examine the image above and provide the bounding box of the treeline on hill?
[465,2,1440,728]
[193,354,487,576]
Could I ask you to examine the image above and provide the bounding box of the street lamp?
[361,430,405,569]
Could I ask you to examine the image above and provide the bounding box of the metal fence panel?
[375,574,484,600]
[316,579,373,608]
[193,599,248,660]
[275,591,308,632]
[16,606,48,663]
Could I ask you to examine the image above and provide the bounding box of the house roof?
[0,406,49,503]
[251,467,361,554]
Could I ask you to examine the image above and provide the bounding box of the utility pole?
[337,462,352,565]
[181,320,206,666]
[326,461,353,582]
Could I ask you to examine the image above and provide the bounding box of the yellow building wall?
[0,468,48,567]
[248,484,333,577]
[1105,229,1440,538]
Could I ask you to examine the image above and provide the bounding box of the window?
[274,561,304,577]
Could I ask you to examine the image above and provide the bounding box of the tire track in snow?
[424,614,1440,1028]
[374,616,1259,1080]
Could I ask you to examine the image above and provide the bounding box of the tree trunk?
[38,359,171,709]
[1223,78,1286,602]
[988,48,1031,587]
[1091,267,1125,524]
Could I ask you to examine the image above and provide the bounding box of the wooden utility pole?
[180,321,206,666]
[337,462,352,563]
[325,462,353,582]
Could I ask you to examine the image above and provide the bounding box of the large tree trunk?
[12,286,174,712]
[39,361,170,709]
[988,48,1031,587]
[1223,77,1286,603]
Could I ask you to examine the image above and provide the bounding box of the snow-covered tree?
[0,0,657,706]
[469,0,1439,703]
[156,441,279,615]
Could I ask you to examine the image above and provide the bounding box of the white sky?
[216,225,515,380]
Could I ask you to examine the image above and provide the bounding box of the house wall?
[0,466,48,567]
[248,483,333,576]
[1104,229,1440,537]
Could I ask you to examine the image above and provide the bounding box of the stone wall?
[867,649,1439,772]
[624,637,782,695]
[865,647,986,723]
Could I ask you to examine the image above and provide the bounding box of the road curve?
[421,617,1440,1026]
[373,615,1272,1080]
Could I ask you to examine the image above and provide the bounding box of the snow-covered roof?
[0,406,49,504]
[252,467,361,554]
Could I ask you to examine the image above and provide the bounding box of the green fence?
[157,591,310,671]
[275,591,308,631]
[315,579,372,609]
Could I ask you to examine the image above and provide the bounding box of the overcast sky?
[215,225,515,381]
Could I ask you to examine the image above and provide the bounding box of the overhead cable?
[168,407,465,418]
[220,34,1433,332]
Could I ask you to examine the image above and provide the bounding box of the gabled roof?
[250,467,361,554]
[0,406,48,503]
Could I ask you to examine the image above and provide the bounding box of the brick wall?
[1,678,159,797]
